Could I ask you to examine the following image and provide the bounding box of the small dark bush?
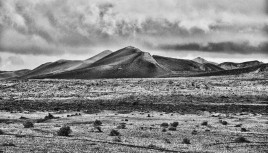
[162,128,167,132]
[93,120,102,126]
[148,144,158,149]
[182,138,191,144]
[95,126,102,132]
[2,142,15,147]
[168,126,176,131]
[132,101,139,106]
[109,129,120,136]
[170,122,179,127]
[117,123,126,129]
[241,128,247,132]
[201,121,208,126]
[220,120,228,125]
[164,138,171,144]
[58,126,72,136]
[36,118,47,123]
[45,113,55,120]
[235,124,242,127]
[0,129,4,135]
[234,136,250,143]
[23,121,34,128]
[112,136,122,142]
[160,123,169,128]
[191,130,198,135]
[20,116,28,120]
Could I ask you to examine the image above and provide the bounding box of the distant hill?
[218,61,263,70]
[193,64,268,77]
[193,57,218,65]
[153,55,223,72]
[0,69,31,80]
[30,46,171,79]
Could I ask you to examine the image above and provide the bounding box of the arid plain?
[0,73,267,153]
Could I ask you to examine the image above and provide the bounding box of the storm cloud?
[0,0,267,56]
[156,41,268,54]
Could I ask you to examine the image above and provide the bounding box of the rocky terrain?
[0,74,267,152]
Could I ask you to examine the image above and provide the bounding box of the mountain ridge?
[2,46,266,80]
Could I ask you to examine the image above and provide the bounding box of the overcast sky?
[0,0,268,70]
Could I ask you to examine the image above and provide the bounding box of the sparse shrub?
[94,126,102,132]
[182,138,191,144]
[0,129,4,135]
[58,126,72,136]
[109,129,120,136]
[23,121,34,128]
[160,123,169,128]
[191,130,197,135]
[166,132,172,135]
[241,128,247,132]
[162,128,167,132]
[44,113,55,120]
[201,121,208,126]
[220,120,228,125]
[234,136,250,143]
[2,142,15,147]
[235,124,242,127]
[148,144,157,149]
[36,118,47,123]
[168,126,176,131]
[94,120,102,126]
[170,122,179,127]
[117,123,126,129]
[20,116,28,120]
[164,138,171,144]
[168,80,174,84]
[112,136,122,142]
[132,101,139,106]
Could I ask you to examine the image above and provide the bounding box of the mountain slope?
[0,69,31,80]
[193,57,218,65]
[31,46,171,79]
[21,60,83,79]
[21,50,113,79]
[75,50,113,69]
[153,55,223,72]
[218,61,263,70]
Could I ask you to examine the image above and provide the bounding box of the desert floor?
[0,75,267,153]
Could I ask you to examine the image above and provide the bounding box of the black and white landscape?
[0,0,268,153]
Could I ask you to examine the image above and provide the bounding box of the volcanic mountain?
[29,46,171,79]
[218,61,263,70]
[12,46,267,80]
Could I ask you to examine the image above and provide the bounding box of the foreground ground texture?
[0,74,267,152]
